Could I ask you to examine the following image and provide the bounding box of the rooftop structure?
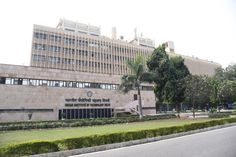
[57,19,101,36]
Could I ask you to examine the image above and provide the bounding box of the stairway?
[114,100,144,115]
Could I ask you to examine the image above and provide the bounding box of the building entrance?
[58,108,113,120]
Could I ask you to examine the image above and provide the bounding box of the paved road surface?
[71,126,236,157]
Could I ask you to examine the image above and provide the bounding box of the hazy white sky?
[0,0,235,67]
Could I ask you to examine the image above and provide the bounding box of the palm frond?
[137,64,144,79]
[119,75,137,93]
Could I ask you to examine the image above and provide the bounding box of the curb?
[28,123,236,157]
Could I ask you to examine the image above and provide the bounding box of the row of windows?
[32,55,128,69]
[0,77,119,90]
[33,44,133,62]
[33,55,60,64]
[34,31,149,53]
[0,77,153,91]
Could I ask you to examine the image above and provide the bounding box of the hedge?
[208,112,231,118]
[0,114,176,131]
[1,117,236,157]
[0,141,59,157]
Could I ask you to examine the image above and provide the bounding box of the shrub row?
[0,141,59,157]
[0,114,176,131]
[208,112,231,118]
[1,117,236,157]
[231,111,236,115]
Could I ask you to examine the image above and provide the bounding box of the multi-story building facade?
[31,19,154,75]
[0,19,220,122]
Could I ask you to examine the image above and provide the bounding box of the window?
[5,78,11,84]
[101,84,106,89]
[55,35,61,42]
[49,34,54,41]
[22,79,28,85]
[72,82,77,87]
[67,82,72,87]
[111,85,117,90]
[17,78,23,85]
[42,80,47,86]
[34,32,47,40]
[78,82,83,88]
[29,79,34,86]
[0,77,6,84]
[90,83,99,88]
[84,83,90,88]
[59,81,64,87]
[55,81,60,87]
[34,44,46,50]
[47,80,52,87]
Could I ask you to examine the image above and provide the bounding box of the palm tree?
[119,55,155,119]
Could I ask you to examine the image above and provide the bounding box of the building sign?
[87,91,93,97]
[65,98,110,107]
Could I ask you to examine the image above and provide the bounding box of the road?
[71,126,236,157]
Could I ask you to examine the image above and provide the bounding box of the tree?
[217,64,236,109]
[207,63,236,109]
[119,55,155,119]
[147,44,170,111]
[207,76,221,108]
[214,67,225,81]
[219,80,236,105]
[147,44,190,117]
[224,63,236,81]
[164,56,190,117]
[185,75,209,118]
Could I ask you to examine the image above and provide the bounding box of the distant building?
[165,41,221,76]
[0,19,220,122]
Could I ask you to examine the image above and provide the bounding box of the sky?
[0,0,235,67]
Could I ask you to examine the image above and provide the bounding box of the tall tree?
[224,63,236,81]
[119,55,154,119]
[147,44,170,110]
[207,63,236,109]
[185,75,209,118]
[147,44,190,117]
[207,75,222,108]
[219,80,236,105]
[164,56,190,117]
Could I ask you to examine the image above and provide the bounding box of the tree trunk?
[192,97,196,118]
[176,104,180,118]
[193,103,195,118]
[137,86,143,119]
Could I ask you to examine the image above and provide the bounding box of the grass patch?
[0,114,177,131]
[0,118,212,147]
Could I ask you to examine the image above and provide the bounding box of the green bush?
[0,114,177,131]
[231,111,236,115]
[209,108,217,113]
[1,117,236,156]
[208,112,231,118]
[0,141,59,157]
[233,102,236,110]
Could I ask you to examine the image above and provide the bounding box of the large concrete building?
[31,19,154,75]
[0,19,220,122]
[0,64,155,122]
